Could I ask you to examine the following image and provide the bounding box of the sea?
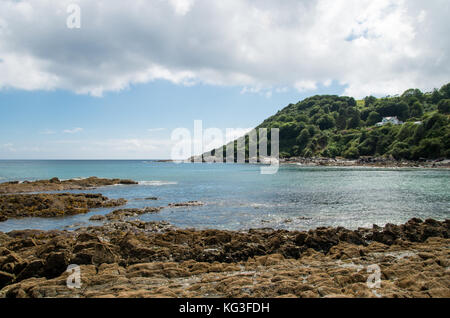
[0,160,448,232]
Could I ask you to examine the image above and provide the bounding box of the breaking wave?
[138,181,178,186]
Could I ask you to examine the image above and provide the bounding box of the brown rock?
[0,193,127,219]
[0,271,14,288]
[168,201,204,207]
[89,215,106,221]
[0,177,138,194]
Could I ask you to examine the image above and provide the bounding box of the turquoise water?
[0,160,448,232]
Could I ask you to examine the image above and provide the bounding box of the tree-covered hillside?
[210,82,450,161]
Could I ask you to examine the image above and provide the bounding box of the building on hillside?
[375,116,404,127]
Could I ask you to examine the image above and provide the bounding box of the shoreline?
[0,177,449,298]
[0,217,448,298]
[280,157,450,168]
[160,157,450,169]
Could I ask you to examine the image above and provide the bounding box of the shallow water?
[0,160,448,232]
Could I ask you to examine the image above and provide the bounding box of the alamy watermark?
[66,264,82,289]
[66,3,81,29]
[366,264,382,298]
[170,120,280,174]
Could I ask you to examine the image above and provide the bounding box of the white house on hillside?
[376,116,404,127]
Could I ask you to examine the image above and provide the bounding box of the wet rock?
[328,243,364,259]
[76,233,101,243]
[303,228,339,252]
[15,260,45,281]
[0,252,24,274]
[89,215,106,221]
[49,177,61,183]
[168,201,204,207]
[0,177,138,194]
[0,193,127,219]
[105,207,162,221]
[294,232,308,245]
[0,271,14,288]
[0,218,449,298]
[6,238,37,251]
[44,252,70,278]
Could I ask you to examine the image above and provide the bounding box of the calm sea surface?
[0,160,448,232]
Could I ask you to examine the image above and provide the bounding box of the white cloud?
[294,81,318,92]
[0,143,16,152]
[168,0,196,16]
[0,0,448,98]
[63,128,83,134]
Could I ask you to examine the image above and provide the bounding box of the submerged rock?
[168,201,204,207]
[104,207,163,221]
[89,215,106,222]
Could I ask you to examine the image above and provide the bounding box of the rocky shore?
[163,157,450,168]
[0,193,127,222]
[0,218,448,298]
[281,156,450,168]
[0,177,138,194]
[0,177,448,298]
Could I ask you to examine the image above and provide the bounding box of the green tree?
[437,99,450,114]
[364,96,377,107]
[343,146,359,159]
[309,106,322,117]
[430,89,442,104]
[391,142,411,160]
[409,101,424,118]
[295,114,309,123]
[280,122,300,139]
[317,115,336,130]
[296,128,310,146]
[412,138,443,159]
[347,110,361,129]
[439,83,450,99]
[336,114,347,130]
[375,99,410,121]
[366,111,382,126]
[303,148,313,158]
[401,88,423,101]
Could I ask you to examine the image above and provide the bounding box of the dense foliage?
[211,82,450,161]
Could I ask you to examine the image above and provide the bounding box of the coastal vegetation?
[210,82,450,161]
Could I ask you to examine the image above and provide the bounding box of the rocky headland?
[0,218,448,298]
[165,156,450,169]
[0,177,138,194]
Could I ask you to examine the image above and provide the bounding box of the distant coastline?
[166,156,450,169]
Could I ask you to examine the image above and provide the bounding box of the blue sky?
[0,0,448,159]
[0,80,346,159]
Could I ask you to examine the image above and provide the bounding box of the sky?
[0,0,449,159]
